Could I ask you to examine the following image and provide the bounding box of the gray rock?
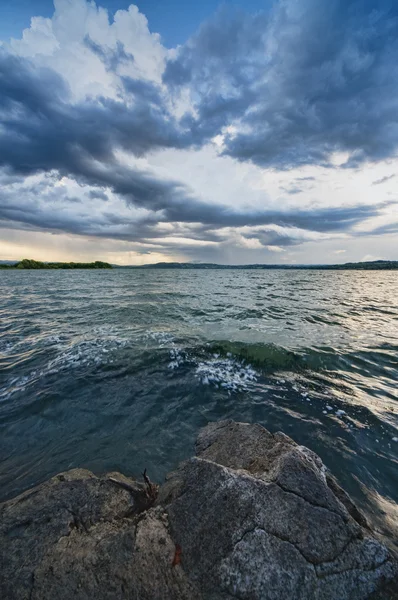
[0,468,199,600]
[161,420,398,600]
[1,420,397,599]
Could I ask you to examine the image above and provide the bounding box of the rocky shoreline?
[1,420,397,599]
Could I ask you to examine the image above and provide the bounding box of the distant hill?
[119,260,398,270]
[0,259,112,269]
[2,259,397,271]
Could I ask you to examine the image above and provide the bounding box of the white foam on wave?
[45,338,129,373]
[145,333,259,392]
[195,356,258,392]
[0,336,131,401]
[0,333,70,357]
[143,330,259,392]
[142,330,188,370]
[1,328,185,400]
[144,331,175,346]
[1,328,259,400]
[168,346,187,370]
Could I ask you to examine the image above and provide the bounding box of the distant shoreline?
[1,259,397,270]
[117,260,398,271]
[0,259,112,270]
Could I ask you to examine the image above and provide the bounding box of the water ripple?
[0,269,397,553]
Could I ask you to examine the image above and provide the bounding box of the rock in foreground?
[1,420,397,599]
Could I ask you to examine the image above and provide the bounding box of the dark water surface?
[1,269,397,550]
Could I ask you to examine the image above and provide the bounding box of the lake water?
[0,269,397,552]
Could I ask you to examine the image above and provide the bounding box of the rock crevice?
[1,420,397,600]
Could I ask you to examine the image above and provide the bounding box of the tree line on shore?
[0,259,113,269]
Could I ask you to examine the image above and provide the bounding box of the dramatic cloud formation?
[0,0,397,264]
[166,0,398,168]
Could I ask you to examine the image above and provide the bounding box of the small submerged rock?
[1,421,397,600]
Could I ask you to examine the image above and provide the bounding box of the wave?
[204,340,398,380]
[2,327,398,407]
[205,341,304,372]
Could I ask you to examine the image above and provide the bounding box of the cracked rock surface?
[0,469,200,600]
[1,420,397,599]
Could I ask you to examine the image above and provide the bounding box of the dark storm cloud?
[234,227,300,248]
[165,0,398,168]
[0,49,187,177]
[121,77,164,106]
[163,7,266,144]
[163,7,267,91]
[0,48,193,231]
[89,190,109,201]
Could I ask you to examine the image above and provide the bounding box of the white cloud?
[266,245,285,253]
[9,0,167,100]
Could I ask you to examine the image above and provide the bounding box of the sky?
[0,0,397,265]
